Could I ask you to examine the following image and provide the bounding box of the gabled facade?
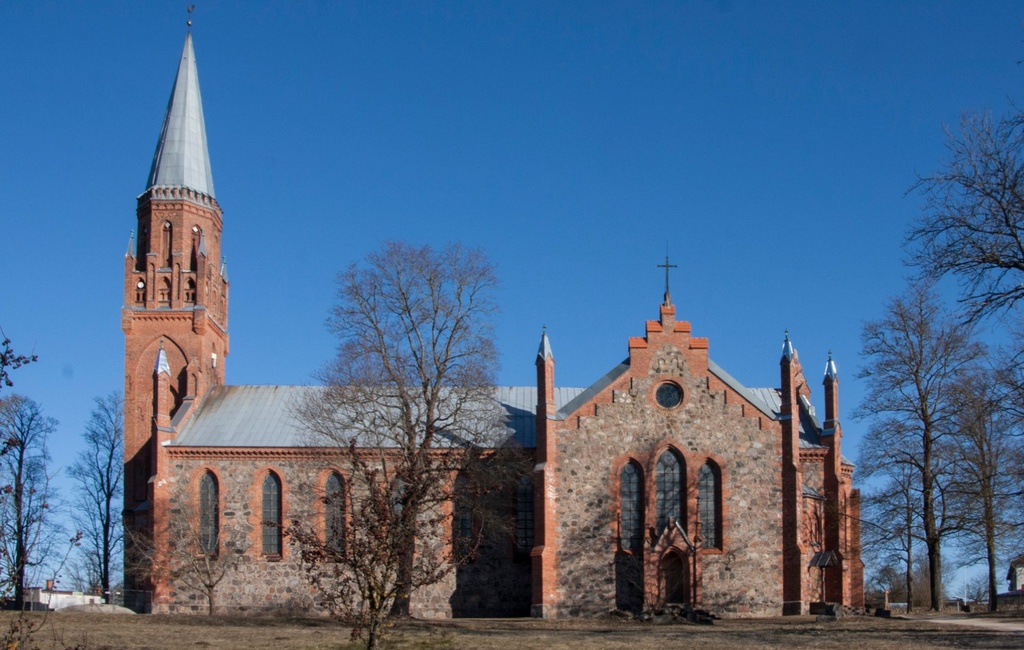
[123,31,863,617]
[530,301,862,617]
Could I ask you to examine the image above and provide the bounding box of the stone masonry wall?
[155,454,530,617]
[549,342,785,617]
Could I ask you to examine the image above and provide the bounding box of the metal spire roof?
[146,33,215,198]
[155,342,171,376]
[781,329,795,361]
[824,351,838,381]
[537,327,553,360]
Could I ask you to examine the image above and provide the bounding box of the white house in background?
[24,581,103,610]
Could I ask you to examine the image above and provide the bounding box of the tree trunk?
[921,422,943,611]
[905,550,914,614]
[986,519,999,611]
[927,538,942,611]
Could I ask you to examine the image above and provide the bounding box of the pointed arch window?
[158,277,171,305]
[161,221,173,268]
[325,473,345,554]
[655,450,684,536]
[261,473,282,556]
[698,462,721,549]
[620,462,643,552]
[198,472,218,555]
[184,278,196,304]
[515,476,534,553]
[453,475,473,557]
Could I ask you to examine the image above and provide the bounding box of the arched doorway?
[661,551,690,605]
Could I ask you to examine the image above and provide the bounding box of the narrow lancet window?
[620,462,643,552]
[515,476,534,552]
[698,463,721,549]
[161,221,173,268]
[325,473,345,554]
[453,475,472,556]
[199,472,218,555]
[262,473,282,556]
[655,450,683,535]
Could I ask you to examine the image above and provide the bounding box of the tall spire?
[537,326,553,360]
[781,329,795,361]
[824,351,838,382]
[146,32,215,198]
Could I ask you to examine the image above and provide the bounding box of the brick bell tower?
[122,29,228,540]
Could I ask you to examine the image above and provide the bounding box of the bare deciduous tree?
[0,395,57,608]
[289,241,519,650]
[856,282,985,611]
[0,333,35,393]
[128,488,250,615]
[68,392,124,600]
[909,109,1024,323]
[858,463,920,612]
[947,368,1022,611]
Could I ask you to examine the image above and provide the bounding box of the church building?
[123,32,864,617]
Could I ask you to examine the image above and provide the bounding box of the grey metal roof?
[171,385,587,449]
[173,386,309,447]
[170,358,852,464]
[708,359,777,419]
[556,361,630,419]
[146,33,215,198]
[498,386,585,446]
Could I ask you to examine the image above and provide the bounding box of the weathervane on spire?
[187,5,195,30]
[657,254,677,306]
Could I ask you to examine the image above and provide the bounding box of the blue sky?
[2,1,1023,531]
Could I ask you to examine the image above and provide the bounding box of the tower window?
[184,278,196,304]
[158,277,171,305]
[135,280,145,304]
[161,221,173,268]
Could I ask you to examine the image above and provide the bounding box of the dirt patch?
[3,611,1020,650]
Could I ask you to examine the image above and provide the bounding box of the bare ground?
[2,610,1021,650]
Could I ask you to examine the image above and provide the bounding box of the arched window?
[161,221,173,268]
[325,473,345,554]
[190,225,200,270]
[620,462,643,552]
[655,450,684,535]
[261,473,282,556]
[198,472,218,555]
[158,277,171,305]
[184,278,196,304]
[515,476,534,553]
[698,463,721,549]
[452,475,472,556]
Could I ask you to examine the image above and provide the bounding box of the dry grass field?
[3,610,1021,650]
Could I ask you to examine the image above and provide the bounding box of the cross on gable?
[657,255,678,305]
